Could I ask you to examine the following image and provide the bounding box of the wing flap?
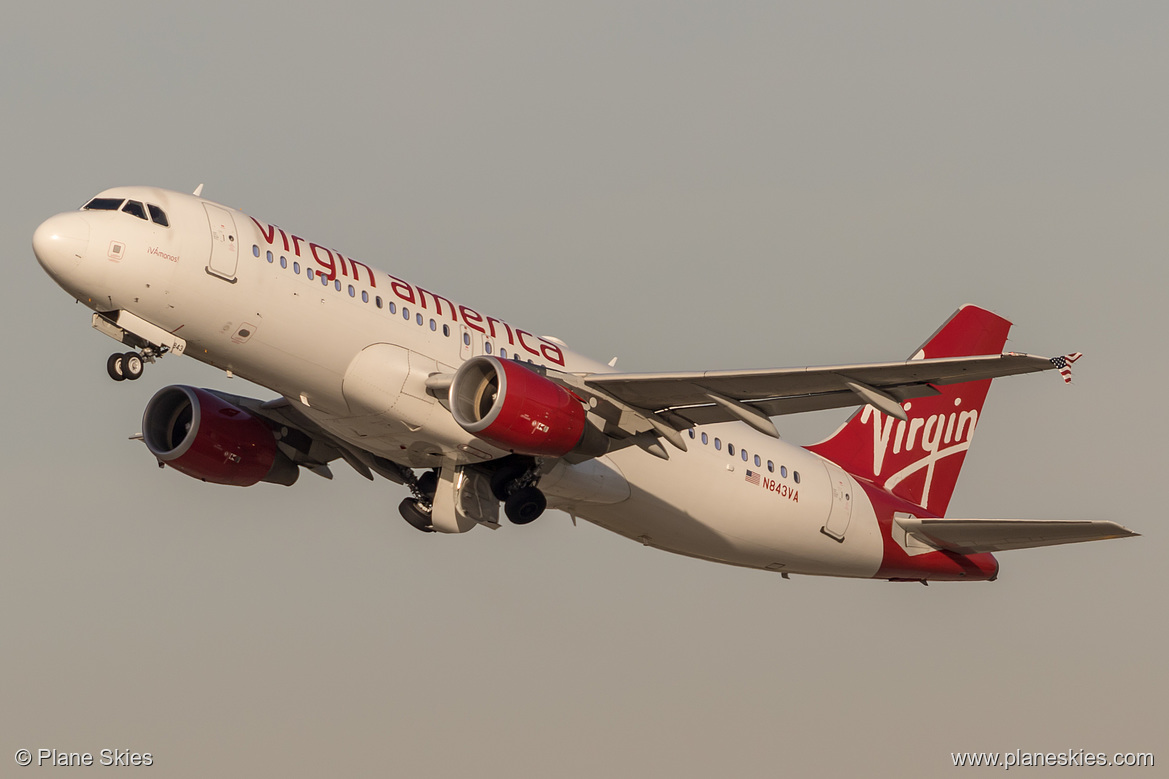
[897,518,1139,554]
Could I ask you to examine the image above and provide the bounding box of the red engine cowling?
[449,356,588,457]
[141,385,298,486]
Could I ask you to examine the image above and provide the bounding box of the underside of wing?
[209,390,411,484]
[896,518,1139,554]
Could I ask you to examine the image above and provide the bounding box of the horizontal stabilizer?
[897,518,1138,554]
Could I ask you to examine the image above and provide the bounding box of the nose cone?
[33,212,90,276]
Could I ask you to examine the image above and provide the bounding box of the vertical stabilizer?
[805,305,1012,516]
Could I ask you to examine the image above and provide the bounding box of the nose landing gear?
[106,351,146,381]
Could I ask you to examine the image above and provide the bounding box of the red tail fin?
[805,305,1012,516]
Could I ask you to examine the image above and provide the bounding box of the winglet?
[193,183,204,197]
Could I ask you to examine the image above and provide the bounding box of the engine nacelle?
[142,385,298,486]
[449,356,596,457]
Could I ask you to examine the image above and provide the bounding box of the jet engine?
[141,385,299,486]
[449,356,603,458]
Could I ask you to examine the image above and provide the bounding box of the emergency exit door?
[204,203,239,282]
[821,461,854,542]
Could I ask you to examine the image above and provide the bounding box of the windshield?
[82,197,125,211]
[81,196,169,227]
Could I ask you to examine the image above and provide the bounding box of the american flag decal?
[1050,352,1083,384]
[745,469,761,486]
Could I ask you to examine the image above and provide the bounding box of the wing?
[897,518,1139,554]
[581,353,1056,435]
[207,390,412,484]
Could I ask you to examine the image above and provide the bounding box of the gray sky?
[2,3,1165,776]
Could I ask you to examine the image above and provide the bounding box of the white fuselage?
[35,186,888,578]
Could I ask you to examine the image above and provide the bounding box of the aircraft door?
[204,203,239,282]
[821,461,853,541]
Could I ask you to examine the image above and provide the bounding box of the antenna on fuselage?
[192,183,204,197]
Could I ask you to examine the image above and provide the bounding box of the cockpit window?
[122,200,148,220]
[148,204,169,226]
[82,197,125,211]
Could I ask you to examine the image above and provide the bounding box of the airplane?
[31,185,1136,583]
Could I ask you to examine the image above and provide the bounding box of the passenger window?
[321,274,328,286]
[147,205,169,226]
[767,460,774,473]
[348,285,355,297]
[266,250,274,263]
[416,313,423,325]
[280,256,287,269]
[443,324,450,336]
[793,471,800,484]
[701,432,709,445]
[252,245,261,258]
[742,450,748,462]
[335,279,342,291]
[375,296,382,308]
[362,291,369,303]
[463,332,471,346]
[389,302,396,314]
[306,267,314,280]
[688,429,696,439]
[293,262,300,274]
[83,197,124,211]
[485,342,492,354]
[429,319,436,331]
[122,200,148,220]
[728,443,735,456]
[780,466,788,478]
[754,454,761,467]
[499,347,506,357]
[714,438,722,451]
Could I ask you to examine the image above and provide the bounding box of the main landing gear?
[395,458,549,533]
[504,487,547,525]
[490,456,547,525]
[398,469,439,533]
[398,497,435,533]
